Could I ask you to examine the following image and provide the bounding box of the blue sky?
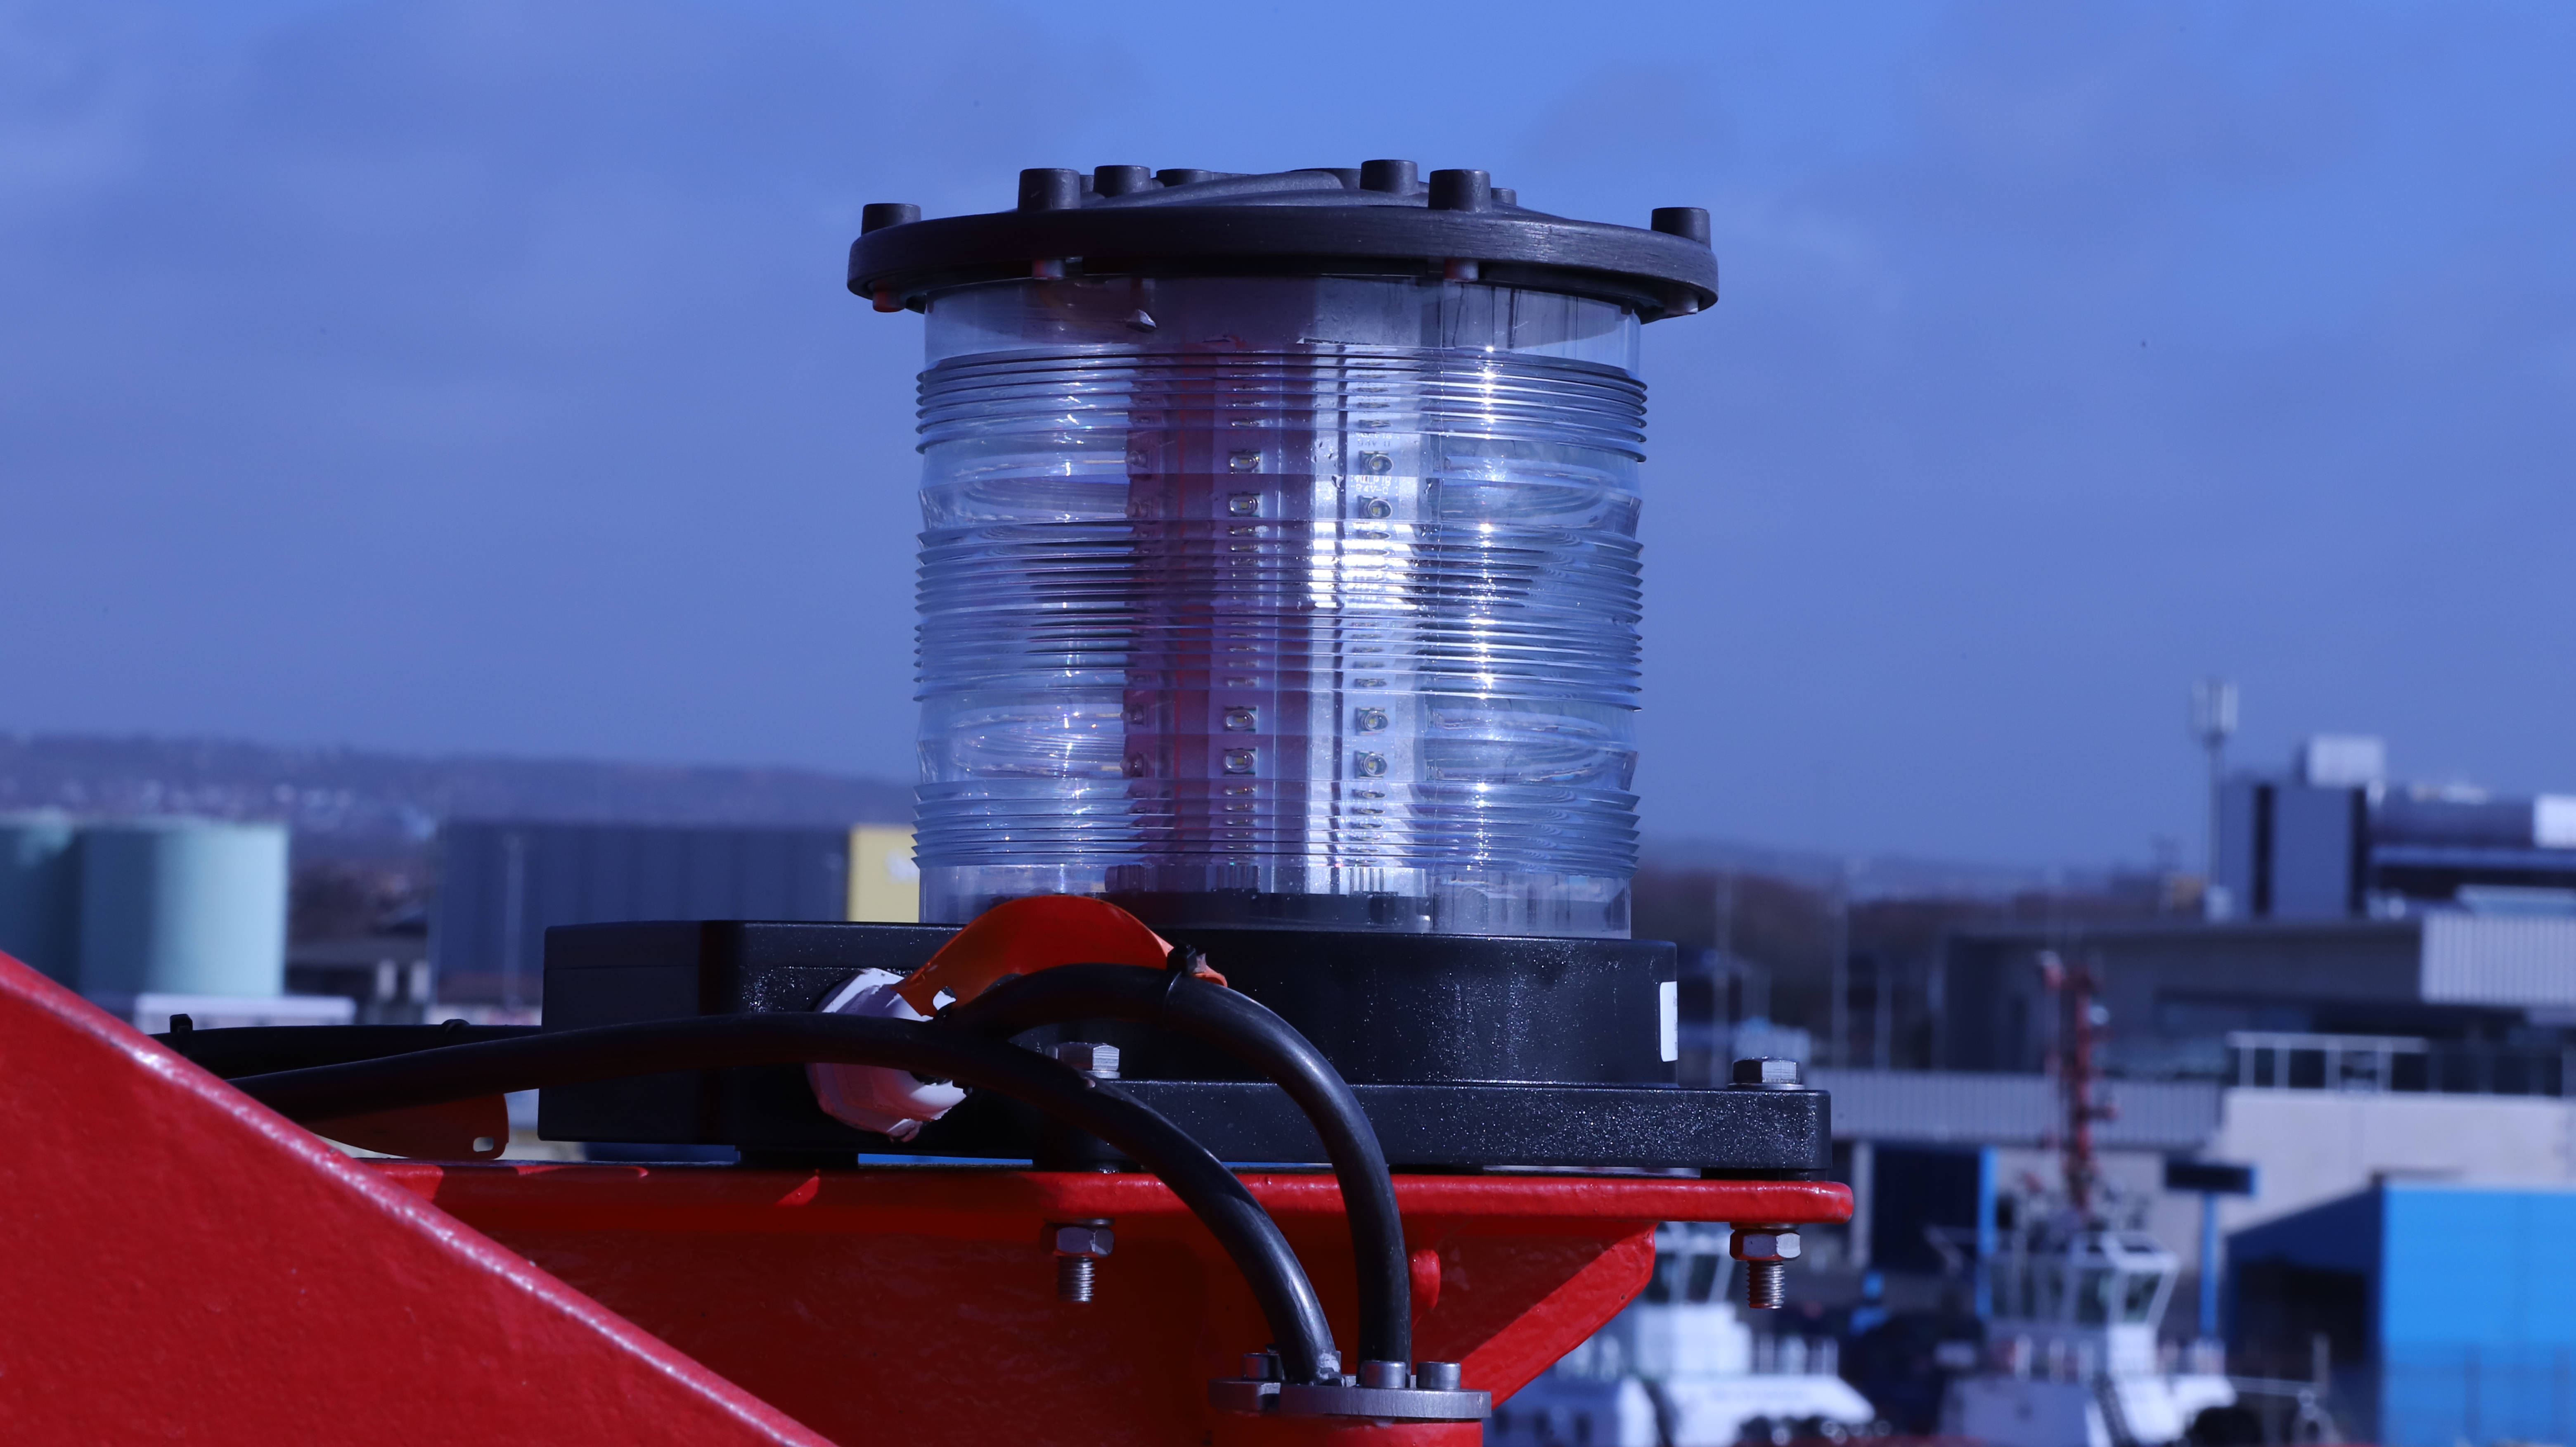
[4,0,2571,868]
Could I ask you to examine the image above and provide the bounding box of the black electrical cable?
[940,961,1413,1367]
[154,1022,538,1079]
[228,1013,1341,1385]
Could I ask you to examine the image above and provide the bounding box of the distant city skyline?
[4,1,2569,869]
[3,718,2545,889]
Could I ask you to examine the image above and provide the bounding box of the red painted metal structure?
[0,951,1849,1444]
[2040,949,2114,1222]
[0,951,823,1447]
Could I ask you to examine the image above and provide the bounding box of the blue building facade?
[2230,1183,2576,1447]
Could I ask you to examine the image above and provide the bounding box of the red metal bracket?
[0,950,1847,1445]
[0,953,825,1446]
[382,1165,1847,1445]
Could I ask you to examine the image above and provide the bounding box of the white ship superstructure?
[1944,1220,2234,1447]
[1490,1223,1876,1447]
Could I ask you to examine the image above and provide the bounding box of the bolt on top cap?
[849,161,1717,322]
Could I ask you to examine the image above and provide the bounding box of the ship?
[1489,1221,1878,1447]
[1940,953,2238,1447]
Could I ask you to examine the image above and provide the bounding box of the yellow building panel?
[845,825,920,923]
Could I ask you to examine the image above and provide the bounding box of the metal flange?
[1209,1358,1487,1422]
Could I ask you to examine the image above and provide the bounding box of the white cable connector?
[806,968,965,1141]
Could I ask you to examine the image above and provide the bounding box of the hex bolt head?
[1051,1041,1120,1078]
[1046,1222,1114,1257]
[1731,1224,1799,1310]
[1046,1218,1113,1303]
[1731,1057,1802,1088]
[1730,1229,1801,1262]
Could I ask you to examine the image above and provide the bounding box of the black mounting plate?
[535,920,1829,1174]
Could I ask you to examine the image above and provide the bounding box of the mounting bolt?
[1743,1258,1787,1310]
[1650,206,1712,246]
[1359,159,1418,194]
[859,202,919,235]
[1017,168,1082,212]
[1731,1225,1801,1310]
[1729,1057,1803,1089]
[1359,1359,1409,1389]
[1057,1255,1096,1301]
[1093,164,1152,197]
[1414,1360,1464,1391]
[1428,168,1492,213]
[1051,1041,1120,1078]
[1045,1219,1115,1302]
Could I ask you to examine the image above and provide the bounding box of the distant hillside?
[1636,834,2127,902]
[0,730,2128,898]
[0,732,913,853]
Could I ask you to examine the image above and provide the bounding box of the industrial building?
[1939,913,2576,1088]
[2214,735,2576,920]
[2229,1182,2576,1447]
[1812,1065,2576,1301]
[1931,737,2576,1091]
[6,811,928,1028]
[428,820,916,1011]
[1737,737,2576,1441]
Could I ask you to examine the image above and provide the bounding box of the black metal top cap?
[850,164,1717,322]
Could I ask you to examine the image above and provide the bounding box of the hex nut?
[1731,1057,1803,1087]
[1051,1041,1120,1077]
[1047,1224,1115,1257]
[1732,1231,1801,1262]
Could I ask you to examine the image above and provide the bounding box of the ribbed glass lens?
[910,276,1646,937]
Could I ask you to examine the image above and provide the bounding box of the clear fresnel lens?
[909,275,1645,937]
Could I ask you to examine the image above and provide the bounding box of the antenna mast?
[2190,679,2238,913]
[2041,950,2114,1222]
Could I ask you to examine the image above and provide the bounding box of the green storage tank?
[75,819,288,998]
[0,813,81,983]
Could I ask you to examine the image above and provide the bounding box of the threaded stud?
[1745,1258,1787,1310]
[1057,1254,1098,1302]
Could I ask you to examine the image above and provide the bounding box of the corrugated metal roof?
[1811,1067,2221,1150]
[2421,912,2576,1007]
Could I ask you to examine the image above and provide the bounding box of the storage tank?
[0,812,81,983]
[76,818,289,997]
